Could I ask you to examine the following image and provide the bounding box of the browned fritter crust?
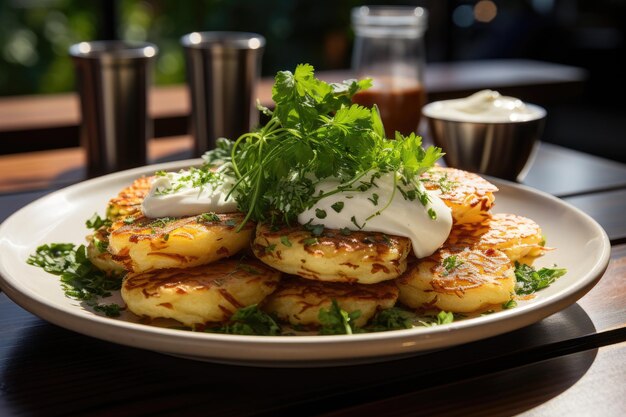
[397,247,515,312]
[253,223,411,284]
[107,176,154,220]
[263,275,399,327]
[421,166,498,224]
[122,257,281,326]
[109,212,254,273]
[445,213,545,261]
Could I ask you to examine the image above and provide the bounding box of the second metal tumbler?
[181,31,265,156]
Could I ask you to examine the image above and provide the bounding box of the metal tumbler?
[69,41,157,177]
[181,32,265,156]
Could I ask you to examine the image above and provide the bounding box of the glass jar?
[351,6,428,138]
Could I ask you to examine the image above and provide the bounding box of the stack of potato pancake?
[87,165,546,331]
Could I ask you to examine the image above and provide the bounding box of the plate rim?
[0,161,612,366]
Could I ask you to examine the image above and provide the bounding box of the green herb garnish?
[315,208,327,219]
[514,262,567,295]
[302,237,318,246]
[211,305,281,336]
[420,311,455,327]
[318,300,361,335]
[85,213,111,230]
[198,212,221,223]
[442,255,464,275]
[204,64,442,229]
[27,243,123,316]
[331,201,344,213]
[366,308,413,332]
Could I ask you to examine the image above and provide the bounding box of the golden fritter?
[397,247,515,313]
[108,212,254,273]
[445,213,545,262]
[122,258,281,327]
[106,176,153,220]
[86,226,125,275]
[263,276,399,328]
[252,223,411,284]
[421,166,498,224]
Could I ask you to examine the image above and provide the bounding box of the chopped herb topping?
[437,173,457,193]
[350,216,364,230]
[210,305,281,336]
[154,167,223,196]
[149,217,177,229]
[427,208,437,220]
[280,236,292,247]
[302,237,318,246]
[331,201,344,213]
[198,212,221,223]
[418,310,455,327]
[318,300,361,335]
[27,243,123,317]
[366,308,413,332]
[442,255,464,275]
[514,262,567,295]
[315,208,327,219]
[85,213,111,230]
[303,223,325,236]
[368,193,379,205]
[93,237,108,253]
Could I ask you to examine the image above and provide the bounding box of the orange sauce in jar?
[352,78,426,138]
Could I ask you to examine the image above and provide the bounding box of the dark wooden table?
[0,138,625,416]
[1,59,625,416]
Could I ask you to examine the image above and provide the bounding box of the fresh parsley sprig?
[204,64,443,228]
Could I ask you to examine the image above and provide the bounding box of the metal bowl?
[423,101,546,182]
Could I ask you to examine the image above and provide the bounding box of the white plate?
[0,160,611,367]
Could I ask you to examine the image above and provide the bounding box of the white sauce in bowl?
[422,90,546,123]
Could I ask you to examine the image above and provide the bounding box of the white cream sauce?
[422,89,545,123]
[141,168,237,218]
[297,172,452,258]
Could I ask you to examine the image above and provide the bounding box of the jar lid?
[352,6,428,37]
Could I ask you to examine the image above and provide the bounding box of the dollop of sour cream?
[142,167,238,218]
[298,172,452,258]
[422,89,546,123]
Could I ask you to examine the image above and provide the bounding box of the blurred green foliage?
[0,0,363,97]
